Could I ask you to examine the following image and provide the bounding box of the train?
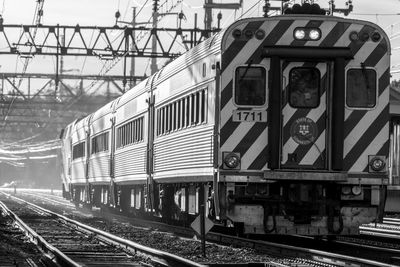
[59,3,391,235]
[386,89,400,212]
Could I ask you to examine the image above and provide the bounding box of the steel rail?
[9,189,397,267]
[360,223,400,239]
[208,233,397,267]
[0,199,81,267]
[0,192,205,267]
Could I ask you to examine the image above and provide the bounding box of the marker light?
[309,29,320,40]
[369,157,385,172]
[224,152,240,169]
[255,29,266,40]
[232,29,242,39]
[294,29,306,40]
[371,32,381,42]
[349,31,359,41]
[244,29,254,39]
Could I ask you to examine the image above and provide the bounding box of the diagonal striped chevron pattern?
[220,16,390,172]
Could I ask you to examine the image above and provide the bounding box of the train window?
[162,107,166,134]
[191,94,195,126]
[116,117,144,149]
[202,90,206,122]
[169,103,174,131]
[166,105,170,133]
[346,68,377,108]
[235,66,266,106]
[156,88,208,136]
[195,92,200,124]
[72,141,85,160]
[186,96,190,126]
[173,102,177,131]
[289,67,320,108]
[157,110,160,135]
[201,90,206,123]
[91,132,109,154]
[177,101,181,129]
[181,98,186,128]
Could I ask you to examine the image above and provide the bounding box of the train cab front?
[216,5,390,235]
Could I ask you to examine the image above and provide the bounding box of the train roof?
[91,100,116,121]
[221,14,391,53]
[115,77,148,109]
[154,29,224,87]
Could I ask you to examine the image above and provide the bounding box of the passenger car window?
[346,68,376,108]
[235,66,266,106]
[289,67,320,108]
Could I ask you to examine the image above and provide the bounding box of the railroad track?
[360,217,400,239]
[0,192,203,267]
[4,189,398,267]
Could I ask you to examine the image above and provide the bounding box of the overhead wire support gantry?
[0,24,219,58]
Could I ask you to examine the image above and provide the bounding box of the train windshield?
[235,66,266,106]
[346,68,377,108]
[289,67,320,108]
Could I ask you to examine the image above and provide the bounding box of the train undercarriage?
[64,178,386,235]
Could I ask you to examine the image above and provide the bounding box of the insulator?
[115,10,121,19]
[179,12,184,20]
[217,12,222,20]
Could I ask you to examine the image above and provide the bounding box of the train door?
[281,61,329,169]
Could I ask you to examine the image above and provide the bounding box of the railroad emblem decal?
[290,117,318,145]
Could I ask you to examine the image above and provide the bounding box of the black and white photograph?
[0,0,400,266]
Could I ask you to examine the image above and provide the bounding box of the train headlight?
[294,29,306,40]
[223,152,241,169]
[294,28,321,41]
[309,29,320,40]
[368,155,386,172]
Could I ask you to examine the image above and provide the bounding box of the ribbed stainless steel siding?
[71,159,86,184]
[154,126,213,172]
[88,153,110,182]
[115,143,147,177]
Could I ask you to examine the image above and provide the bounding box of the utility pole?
[203,0,242,35]
[131,7,136,87]
[151,0,159,75]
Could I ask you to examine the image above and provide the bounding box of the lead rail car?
[60,5,391,235]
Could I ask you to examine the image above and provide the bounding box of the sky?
[0,0,399,93]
